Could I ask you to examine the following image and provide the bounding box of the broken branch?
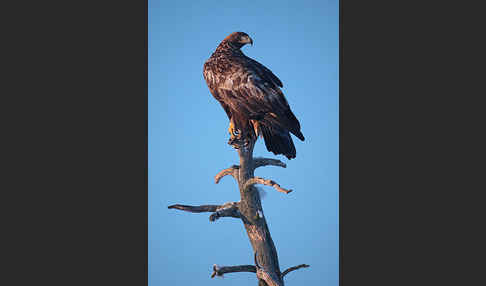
[282,264,310,277]
[211,264,256,278]
[167,204,219,213]
[253,157,286,170]
[168,202,240,222]
[243,177,293,194]
[215,165,239,184]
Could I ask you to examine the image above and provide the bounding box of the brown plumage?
[203,32,304,159]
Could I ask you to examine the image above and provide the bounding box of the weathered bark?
[235,139,284,286]
[169,137,308,285]
[168,202,240,222]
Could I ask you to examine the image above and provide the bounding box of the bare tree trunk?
[169,138,308,285]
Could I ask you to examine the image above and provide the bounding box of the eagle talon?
[228,135,249,150]
[228,137,240,148]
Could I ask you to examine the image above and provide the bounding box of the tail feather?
[260,124,297,159]
[263,110,305,142]
[293,129,305,141]
[284,109,305,141]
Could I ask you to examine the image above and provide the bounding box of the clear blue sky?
[149,1,338,285]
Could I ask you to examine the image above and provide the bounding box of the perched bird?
[203,32,304,159]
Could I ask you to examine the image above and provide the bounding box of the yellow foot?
[227,119,251,148]
[228,120,241,140]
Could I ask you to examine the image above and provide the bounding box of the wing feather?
[203,52,304,141]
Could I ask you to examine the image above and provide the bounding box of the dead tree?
[168,137,309,286]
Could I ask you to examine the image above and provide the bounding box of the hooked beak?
[243,36,253,46]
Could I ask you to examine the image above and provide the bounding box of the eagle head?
[224,32,253,49]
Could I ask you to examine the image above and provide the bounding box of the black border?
[340,1,483,285]
[5,1,148,285]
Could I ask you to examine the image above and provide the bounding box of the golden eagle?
[203,32,304,159]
